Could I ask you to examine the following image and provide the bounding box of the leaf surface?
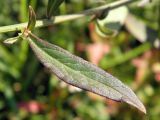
[26,33,146,114]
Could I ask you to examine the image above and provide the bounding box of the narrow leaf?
[47,0,64,18]
[26,33,146,114]
[27,6,36,31]
[3,37,19,44]
[3,36,22,44]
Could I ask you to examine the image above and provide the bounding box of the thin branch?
[100,42,151,69]
[0,0,136,34]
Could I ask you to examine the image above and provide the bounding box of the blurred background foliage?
[0,0,159,120]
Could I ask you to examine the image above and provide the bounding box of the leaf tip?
[27,5,36,31]
[124,97,146,114]
[140,104,146,114]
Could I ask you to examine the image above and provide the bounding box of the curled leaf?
[25,33,146,114]
[27,6,36,31]
[96,6,128,37]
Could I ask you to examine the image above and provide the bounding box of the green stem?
[20,0,28,22]
[0,0,136,34]
[100,42,151,69]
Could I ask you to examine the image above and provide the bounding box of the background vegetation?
[0,0,159,120]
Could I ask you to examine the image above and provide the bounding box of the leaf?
[47,0,64,18]
[125,14,160,48]
[3,36,19,44]
[27,6,36,31]
[96,6,128,37]
[25,33,146,114]
[3,35,22,44]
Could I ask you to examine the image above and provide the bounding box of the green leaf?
[96,6,128,37]
[25,33,146,114]
[47,0,64,18]
[3,35,23,44]
[27,6,36,31]
[3,37,19,44]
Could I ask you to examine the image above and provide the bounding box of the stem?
[20,0,28,22]
[0,0,136,34]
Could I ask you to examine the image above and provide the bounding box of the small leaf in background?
[27,6,36,31]
[125,14,160,48]
[25,33,146,114]
[95,6,128,37]
[47,0,64,19]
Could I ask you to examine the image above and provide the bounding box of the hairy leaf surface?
[26,33,146,113]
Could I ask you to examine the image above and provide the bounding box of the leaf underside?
[26,34,146,114]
